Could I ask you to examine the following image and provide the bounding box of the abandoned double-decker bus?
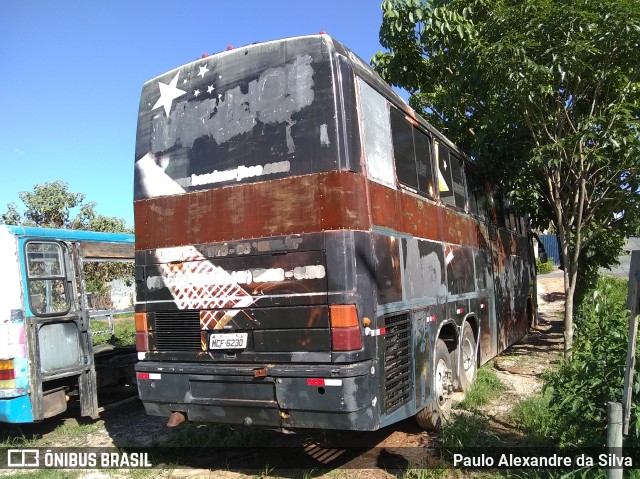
[0,226,134,423]
[133,34,536,431]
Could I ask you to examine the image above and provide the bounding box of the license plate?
[209,332,248,350]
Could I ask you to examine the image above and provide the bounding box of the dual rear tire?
[415,326,477,430]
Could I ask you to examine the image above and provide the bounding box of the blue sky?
[0,1,388,228]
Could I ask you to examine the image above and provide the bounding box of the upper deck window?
[449,153,467,210]
[437,143,454,206]
[358,79,395,188]
[415,131,435,197]
[390,109,418,190]
[389,108,435,197]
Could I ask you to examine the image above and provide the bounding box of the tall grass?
[544,276,634,446]
[456,367,506,411]
[510,391,555,446]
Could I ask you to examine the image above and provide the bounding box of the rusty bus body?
[133,34,536,431]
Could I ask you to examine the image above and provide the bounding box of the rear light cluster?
[0,359,16,389]
[136,306,365,353]
[0,311,26,389]
[134,313,154,352]
[329,305,362,351]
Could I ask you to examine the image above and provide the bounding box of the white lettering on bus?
[190,161,290,187]
[150,54,315,150]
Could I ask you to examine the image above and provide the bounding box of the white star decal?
[152,72,187,117]
[198,64,209,78]
[207,85,215,94]
[194,89,201,97]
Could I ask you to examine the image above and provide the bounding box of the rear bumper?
[0,394,34,423]
[135,360,379,430]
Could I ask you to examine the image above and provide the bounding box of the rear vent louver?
[383,312,411,413]
[154,311,201,351]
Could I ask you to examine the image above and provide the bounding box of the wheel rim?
[435,357,448,406]
[462,336,476,382]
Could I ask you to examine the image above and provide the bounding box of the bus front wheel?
[415,338,452,430]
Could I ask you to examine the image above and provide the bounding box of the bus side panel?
[493,229,530,352]
[0,229,33,423]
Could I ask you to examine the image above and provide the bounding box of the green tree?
[1,181,131,233]
[373,0,640,358]
[1,181,133,308]
[1,181,85,228]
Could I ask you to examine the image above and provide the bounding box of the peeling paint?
[150,54,315,151]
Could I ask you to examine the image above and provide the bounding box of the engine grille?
[383,312,411,413]
[154,310,201,351]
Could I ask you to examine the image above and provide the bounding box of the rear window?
[135,37,338,200]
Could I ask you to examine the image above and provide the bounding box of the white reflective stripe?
[364,327,386,336]
[323,379,343,387]
[149,373,161,380]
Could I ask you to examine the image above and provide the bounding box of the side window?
[504,195,516,231]
[465,167,479,216]
[467,173,490,220]
[414,129,435,197]
[436,142,455,206]
[389,107,436,198]
[481,182,492,220]
[390,109,418,190]
[358,80,395,188]
[518,216,527,235]
[450,153,467,209]
[26,242,70,316]
[491,187,506,228]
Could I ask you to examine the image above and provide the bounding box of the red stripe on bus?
[134,171,519,251]
[134,171,369,251]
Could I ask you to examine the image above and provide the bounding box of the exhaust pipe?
[167,411,187,428]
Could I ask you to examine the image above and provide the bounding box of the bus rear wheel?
[456,326,477,392]
[415,338,452,430]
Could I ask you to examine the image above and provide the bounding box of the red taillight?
[330,305,362,351]
[331,326,362,351]
[0,360,15,385]
[135,313,149,352]
[135,332,149,351]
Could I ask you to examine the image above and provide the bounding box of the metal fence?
[539,234,560,265]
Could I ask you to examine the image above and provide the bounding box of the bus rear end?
[133,35,381,430]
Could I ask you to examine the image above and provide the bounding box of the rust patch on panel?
[368,181,402,233]
[135,171,370,251]
[400,194,440,241]
[442,208,477,247]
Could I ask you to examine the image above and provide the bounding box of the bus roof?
[140,33,462,157]
[1,225,134,244]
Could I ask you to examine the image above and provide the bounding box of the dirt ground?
[1,277,566,479]
[483,276,564,429]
